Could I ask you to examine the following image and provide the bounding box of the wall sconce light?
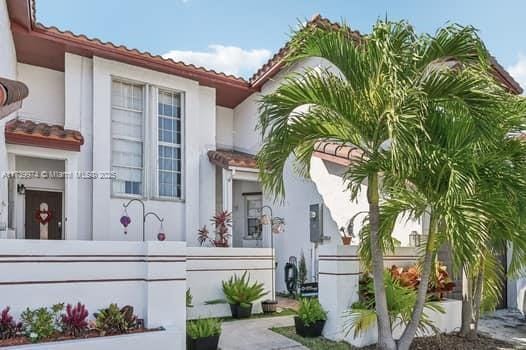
[409,230,421,247]
[17,184,26,195]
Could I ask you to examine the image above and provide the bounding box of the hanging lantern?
[157,221,166,241]
[120,207,131,235]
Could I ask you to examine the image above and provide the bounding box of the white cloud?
[163,45,271,78]
[508,54,526,92]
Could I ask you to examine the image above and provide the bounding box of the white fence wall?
[186,247,274,319]
[0,239,186,347]
[318,245,461,347]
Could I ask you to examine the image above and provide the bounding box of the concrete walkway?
[219,315,308,350]
[479,309,526,348]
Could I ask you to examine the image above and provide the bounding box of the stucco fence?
[0,240,274,349]
[318,245,462,348]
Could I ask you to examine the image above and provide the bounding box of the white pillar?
[318,245,361,341]
[222,168,233,247]
[65,155,79,240]
[144,241,186,348]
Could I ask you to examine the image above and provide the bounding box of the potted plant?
[222,271,267,318]
[187,318,221,350]
[211,211,232,247]
[294,298,327,337]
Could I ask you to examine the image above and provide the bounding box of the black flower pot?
[187,334,220,350]
[229,303,252,318]
[294,316,325,337]
[261,299,278,313]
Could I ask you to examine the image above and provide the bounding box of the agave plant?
[222,271,268,307]
[344,271,444,339]
[186,318,221,339]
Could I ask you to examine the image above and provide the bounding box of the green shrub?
[186,318,221,339]
[20,303,63,342]
[222,271,268,307]
[94,304,137,335]
[297,298,327,327]
[343,271,444,338]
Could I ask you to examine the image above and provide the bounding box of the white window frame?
[110,78,147,199]
[153,87,185,201]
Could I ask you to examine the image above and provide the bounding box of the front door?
[25,190,62,240]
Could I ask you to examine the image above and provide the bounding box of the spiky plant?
[222,271,268,307]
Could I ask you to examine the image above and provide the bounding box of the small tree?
[298,251,308,287]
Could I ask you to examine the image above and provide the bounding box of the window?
[245,195,262,240]
[111,81,144,196]
[157,90,182,198]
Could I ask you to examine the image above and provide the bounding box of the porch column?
[65,155,79,240]
[222,168,233,246]
[318,245,361,341]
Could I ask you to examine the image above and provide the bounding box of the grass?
[271,326,353,350]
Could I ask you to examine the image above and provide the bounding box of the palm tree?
[257,19,525,350]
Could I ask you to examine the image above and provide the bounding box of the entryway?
[24,190,63,240]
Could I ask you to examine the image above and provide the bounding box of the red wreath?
[35,209,53,225]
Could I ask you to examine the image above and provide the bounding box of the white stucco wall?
[0,0,18,230]
[216,106,234,149]
[0,0,16,80]
[17,63,65,125]
[92,56,215,242]
[65,53,94,240]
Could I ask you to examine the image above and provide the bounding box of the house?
[0,0,524,309]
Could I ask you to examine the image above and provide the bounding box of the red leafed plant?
[61,303,89,337]
[197,225,211,246]
[0,307,21,340]
[428,262,456,300]
[389,265,421,290]
[211,211,232,247]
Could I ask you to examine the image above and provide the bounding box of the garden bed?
[361,333,519,350]
[272,327,520,350]
[0,327,183,350]
[0,328,161,348]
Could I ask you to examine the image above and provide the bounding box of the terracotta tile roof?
[5,119,84,152]
[208,149,258,170]
[249,14,361,88]
[0,77,29,118]
[248,15,522,95]
[313,141,364,166]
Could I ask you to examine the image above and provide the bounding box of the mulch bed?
[361,333,520,350]
[0,328,162,347]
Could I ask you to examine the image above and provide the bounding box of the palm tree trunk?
[397,215,437,350]
[367,173,396,350]
[460,265,473,337]
[469,262,484,340]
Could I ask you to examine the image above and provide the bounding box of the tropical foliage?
[222,271,268,307]
[297,298,327,327]
[344,272,443,338]
[256,16,526,350]
[186,318,222,339]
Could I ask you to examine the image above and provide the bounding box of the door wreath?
[35,208,53,225]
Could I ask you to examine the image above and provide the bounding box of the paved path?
[219,315,308,350]
[479,309,526,348]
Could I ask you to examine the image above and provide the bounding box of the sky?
[37,0,526,89]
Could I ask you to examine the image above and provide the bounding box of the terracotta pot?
[213,241,229,247]
[341,236,352,245]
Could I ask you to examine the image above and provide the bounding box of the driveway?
[479,309,526,348]
[219,315,307,350]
